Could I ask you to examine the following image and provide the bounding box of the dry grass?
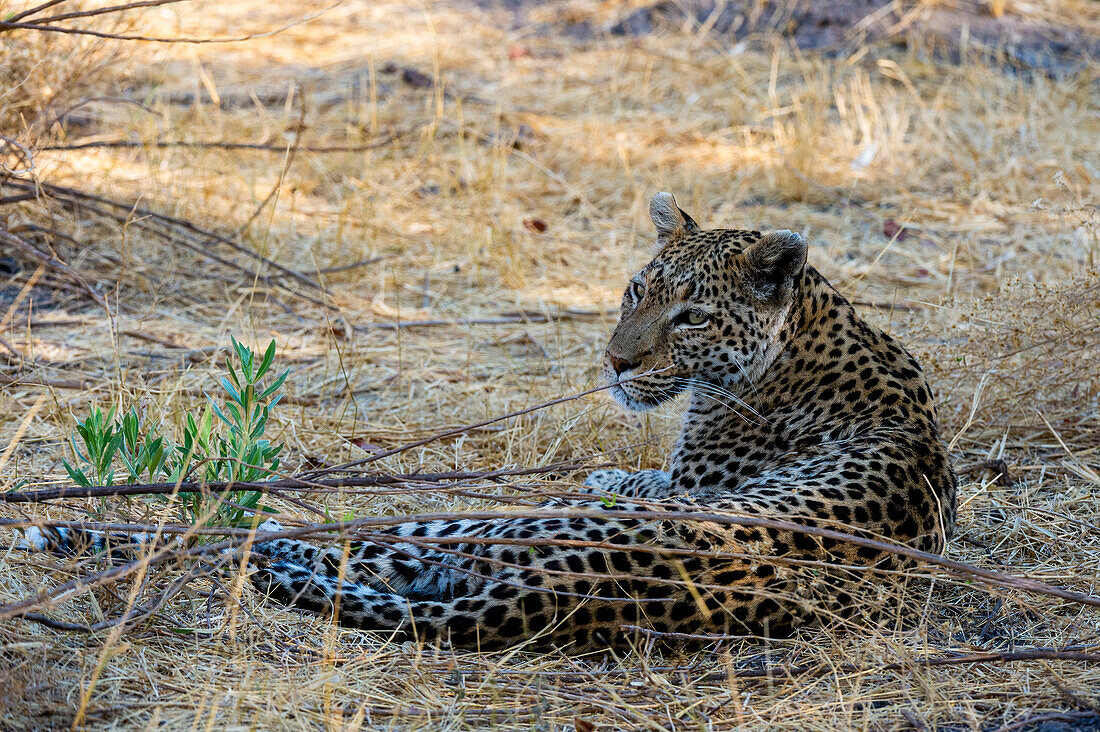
[1,0,1099,729]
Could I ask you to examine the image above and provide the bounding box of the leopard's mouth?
[607,370,679,412]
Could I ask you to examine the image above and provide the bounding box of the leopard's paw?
[258,518,284,533]
[17,526,52,551]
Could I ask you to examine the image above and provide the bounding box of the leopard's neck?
[671,268,864,472]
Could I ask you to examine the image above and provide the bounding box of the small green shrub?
[63,337,288,528]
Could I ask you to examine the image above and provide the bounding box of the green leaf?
[241,383,256,413]
[120,452,141,483]
[249,410,268,441]
[220,377,242,406]
[70,435,89,464]
[105,430,124,464]
[225,400,244,428]
[224,350,242,390]
[179,428,195,456]
[206,396,235,429]
[258,369,289,400]
[198,407,213,441]
[75,422,94,450]
[232,336,254,381]
[256,340,276,380]
[265,393,285,414]
[63,459,92,488]
[121,410,140,453]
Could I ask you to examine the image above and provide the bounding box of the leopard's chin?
[610,383,658,412]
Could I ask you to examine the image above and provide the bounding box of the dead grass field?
[1,0,1099,729]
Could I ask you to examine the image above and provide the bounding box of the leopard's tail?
[18,525,161,556]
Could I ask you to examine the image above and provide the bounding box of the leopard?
[23,192,957,651]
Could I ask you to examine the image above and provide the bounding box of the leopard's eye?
[629,280,645,302]
[675,308,710,327]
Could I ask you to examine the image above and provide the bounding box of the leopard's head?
[604,192,807,411]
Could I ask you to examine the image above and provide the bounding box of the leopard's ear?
[678,207,700,234]
[743,229,807,302]
[649,192,698,249]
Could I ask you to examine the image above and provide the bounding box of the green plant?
[63,338,288,528]
[63,405,123,489]
[119,410,171,483]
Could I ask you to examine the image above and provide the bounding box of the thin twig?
[18,558,218,633]
[6,0,69,23]
[351,308,616,332]
[38,126,427,154]
[0,133,36,175]
[21,0,193,25]
[1,176,332,309]
[46,96,159,132]
[708,648,1100,682]
[0,370,319,405]
[1050,677,1100,714]
[302,371,661,477]
[0,227,108,311]
[0,3,338,43]
[238,86,306,234]
[3,176,326,291]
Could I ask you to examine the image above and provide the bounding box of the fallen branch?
[0,372,95,390]
[0,461,597,503]
[994,711,1100,732]
[540,640,1100,681]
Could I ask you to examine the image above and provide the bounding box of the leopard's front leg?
[581,468,673,500]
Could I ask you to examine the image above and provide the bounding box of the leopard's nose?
[607,352,640,376]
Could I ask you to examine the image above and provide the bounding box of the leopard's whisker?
[673,376,766,424]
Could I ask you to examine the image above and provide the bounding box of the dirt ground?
[1,0,1099,729]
